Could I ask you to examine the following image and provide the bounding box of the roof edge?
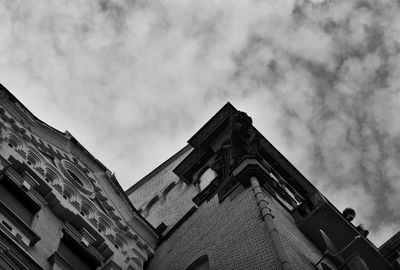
[125,144,192,195]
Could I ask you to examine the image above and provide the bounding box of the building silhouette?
[0,83,399,269]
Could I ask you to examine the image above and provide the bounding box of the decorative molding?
[80,227,96,247]
[0,200,41,247]
[0,226,43,270]
[3,167,46,208]
[173,148,208,184]
[21,171,39,191]
[258,137,316,196]
[188,102,235,148]
[48,252,74,270]
[62,222,105,264]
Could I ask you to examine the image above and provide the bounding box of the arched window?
[199,168,217,191]
[186,255,210,270]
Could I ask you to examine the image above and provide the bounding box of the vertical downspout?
[250,176,293,270]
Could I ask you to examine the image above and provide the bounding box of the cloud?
[1,0,400,246]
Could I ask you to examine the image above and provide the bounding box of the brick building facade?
[0,83,399,269]
[128,103,399,270]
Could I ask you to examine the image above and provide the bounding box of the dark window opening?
[67,169,84,187]
[0,178,40,225]
[55,237,98,270]
[186,255,210,270]
[2,220,12,231]
[93,198,107,215]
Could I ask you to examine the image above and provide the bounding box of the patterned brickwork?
[147,186,331,270]
[147,188,281,270]
[128,148,199,233]
[263,188,332,270]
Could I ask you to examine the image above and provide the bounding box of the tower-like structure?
[128,103,395,270]
[0,84,158,270]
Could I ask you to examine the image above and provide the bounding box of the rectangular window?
[57,240,94,270]
[50,224,103,270]
[0,179,40,225]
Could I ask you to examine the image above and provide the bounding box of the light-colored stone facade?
[0,85,158,270]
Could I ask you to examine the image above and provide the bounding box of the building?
[127,103,400,270]
[0,84,158,270]
[0,83,399,270]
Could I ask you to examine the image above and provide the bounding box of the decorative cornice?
[0,228,43,270]
[258,136,316,196]
[0,200,41,246]
[3,166,46,208]
[175,103,318,207]
[173,147,208,184]
[188,102,236,148]
[62,222,105,264]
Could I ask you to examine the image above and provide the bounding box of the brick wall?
[147,188,281,270]
[147,185,329,270]
[263,188,331,269]
[128,147,199,234]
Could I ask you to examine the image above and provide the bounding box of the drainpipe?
[250,176,292,270]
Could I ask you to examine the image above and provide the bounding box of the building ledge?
[0,197,41,247]
[0,227,43,270]
[292,193,392,269]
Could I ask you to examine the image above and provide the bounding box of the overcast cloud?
[1,0,400,246]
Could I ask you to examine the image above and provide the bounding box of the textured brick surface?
[262,188,330,270]
[128,148,199,233]
[147,185,330,270]
[147,188,281,270]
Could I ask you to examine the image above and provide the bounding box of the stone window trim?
[2,163,46,209]
[0,229,42,270]
[0,200,41,247]
[4,130,24,151]
[56,159,94,195]
[1,168,45,227]
[185,254,210,270]
[48,222,104,269]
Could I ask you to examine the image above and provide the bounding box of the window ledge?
[0,200,40,246]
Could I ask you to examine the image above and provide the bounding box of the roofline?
[125,144,192,195]
[380,230,400,251]
[187,102,236,147]
[0,83,158,237]
[0,83,111,174]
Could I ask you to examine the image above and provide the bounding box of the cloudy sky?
[1,0,400,246]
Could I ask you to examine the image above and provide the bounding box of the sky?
[1,0,400,246]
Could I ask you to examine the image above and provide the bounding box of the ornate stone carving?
[230,111,258,165]
[212,111,260,201]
